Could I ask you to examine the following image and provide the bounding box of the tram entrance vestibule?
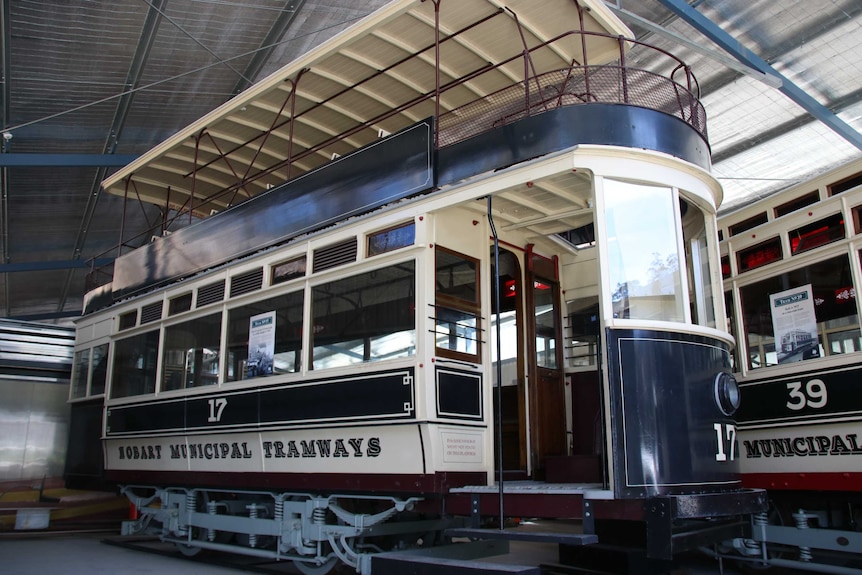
[492,247,567,479]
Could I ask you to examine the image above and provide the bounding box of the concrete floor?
[0,533,250,575]
[0,532,744,575]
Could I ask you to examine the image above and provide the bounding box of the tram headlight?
[714,372,741,416]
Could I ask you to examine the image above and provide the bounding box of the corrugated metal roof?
[1,0,862,323]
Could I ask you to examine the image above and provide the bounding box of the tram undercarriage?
[121,485,455,575]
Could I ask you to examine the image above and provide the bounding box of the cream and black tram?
[64,0,764,572]
[717,159,862,573]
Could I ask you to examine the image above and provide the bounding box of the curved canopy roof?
[101,0,631,217]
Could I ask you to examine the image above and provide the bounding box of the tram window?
[736,237,782,273]
[828,171,862,196]
[168,293,192,315]
[739,254,859,370]
[533,278,558,369]
[566,300,599,367]
[728,212,768,237]
[721,255,731,279]
[788,213,844,255]
[225,291,304,381]
[71,349,90,399]
[682,198,717,328]
[367,222,415,257]
[604,180,684,322]
[272,256,306,286]
[118,310,137,330]
[90,343,108,396]
[724,291,738,371]
[774,191,819,218]
[435,307,479,358]
[435,248,480,362]
[162,313,222,391]
[311,260,416,369]
[110,330,160,398]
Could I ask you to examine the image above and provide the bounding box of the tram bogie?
[65,0,766,572]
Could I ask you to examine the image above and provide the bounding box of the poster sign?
[770,284,819,364]
[247,311,275,378]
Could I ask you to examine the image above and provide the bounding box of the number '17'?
[714,423,737,462]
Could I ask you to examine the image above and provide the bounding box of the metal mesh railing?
[437,64,707,148]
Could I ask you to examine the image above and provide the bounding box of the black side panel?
[737,363,862,427]
[437,103,710,188]
[111,120,434,300]
[604,329,739,498]
[105,368,415,437]
[436,368,482,420]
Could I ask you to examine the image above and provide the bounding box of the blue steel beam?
[0,154,138,167]
[657,0,862,152]
[0,258,114,272]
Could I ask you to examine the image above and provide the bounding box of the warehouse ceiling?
[1,0,861,324]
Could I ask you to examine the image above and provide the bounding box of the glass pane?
[312,261,415,369]
[111,331,159,398]
[436,249,478,305]
[567,300,599,367]
[226,291,304,382]
[724,291,738,371]
[368,222,415,256]
[435,307,478,356]
[90,343,109,395]
[740,254,858,370]
[162,313,222,391]
[70,349,90,399]
[533,278,558,369]
[604,179,684,322]
[682,198,717,328]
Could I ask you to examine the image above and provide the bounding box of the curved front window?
[605,179,685,322]
[603,178,717,327]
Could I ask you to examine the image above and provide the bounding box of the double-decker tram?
[718,159,862,572]
[65,0,765,572]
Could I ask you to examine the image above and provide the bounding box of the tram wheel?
[174,490,210,557]
[294,556,338,575]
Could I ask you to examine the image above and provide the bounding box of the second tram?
[719,158,862,572]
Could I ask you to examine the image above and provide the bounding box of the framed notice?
[770,284,819,364]
[247,311,275,378]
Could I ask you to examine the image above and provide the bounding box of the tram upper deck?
[85,0,711,306]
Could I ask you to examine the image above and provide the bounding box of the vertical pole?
[574,0,591,98]
[118,177,130,257]
[618,36,628,104]
[487,196,505,530]
[432,0,441,150]
[191,131,203,223]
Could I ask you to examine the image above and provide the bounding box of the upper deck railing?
[86,24,705,295]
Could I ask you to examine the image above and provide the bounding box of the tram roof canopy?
[100,0,631,217]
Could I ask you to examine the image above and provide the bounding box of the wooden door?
[524,247,567,476]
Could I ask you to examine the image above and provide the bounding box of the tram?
[65,0,764,572]
[718,158,862,572]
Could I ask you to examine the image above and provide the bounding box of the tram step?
[372,553,541,575]
[372,539,541,575]
[446,527,598,546]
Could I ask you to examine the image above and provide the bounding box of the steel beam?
[657,0,862,152]
[58,0,167,314]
